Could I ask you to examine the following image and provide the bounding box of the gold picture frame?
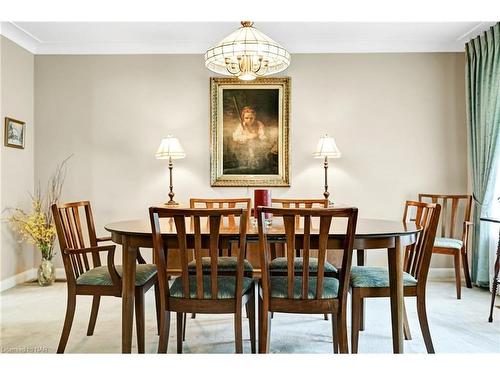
[210,77,290,187]
[4,117,26,149]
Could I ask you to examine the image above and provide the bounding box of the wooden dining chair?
[269,198,329,258]
[272,198,329,208]
[51,201,159,353]
[185,198,253,332]
[150,207,256,353]
[257,206,358,353]
[270,198,333,320]
[350,201,441,353]
[190,197,251,212]
[418,194,473,299]
[190,198,251,256]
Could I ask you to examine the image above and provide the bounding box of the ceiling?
[0,21,496,54]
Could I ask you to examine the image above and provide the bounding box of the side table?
[480,217,500,322]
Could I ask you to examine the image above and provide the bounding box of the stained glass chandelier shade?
[204,21,291,81]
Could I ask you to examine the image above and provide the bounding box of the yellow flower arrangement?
[8,200,57,260]
[4,156,70,261]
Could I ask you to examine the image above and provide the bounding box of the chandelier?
[204,21,291,81]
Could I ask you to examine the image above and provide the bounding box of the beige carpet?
[1,280,499,354]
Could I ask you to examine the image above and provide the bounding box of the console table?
[480,217,500,323]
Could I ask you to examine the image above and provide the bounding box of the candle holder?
[254,189,272,226]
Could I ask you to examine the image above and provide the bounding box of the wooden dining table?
[105,215,420,354]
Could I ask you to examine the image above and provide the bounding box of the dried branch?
[3,155,72,259]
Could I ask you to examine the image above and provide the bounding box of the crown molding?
[455,21,497,42]
[33,41,215,55]
[0,22,39,53]
[0,21,496,55]
[3,38,468,55]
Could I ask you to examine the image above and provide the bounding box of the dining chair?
[51,201,159,353]
[190,197,251,210]
[270,198,333,320]
[185,198,253,334]
[190,198,251,256]
[257,206,358,353]
[418,194,473,299]
[350,200,441,353]
[269,198,329,259]
[271,198,330,208]
[149,207,256,353]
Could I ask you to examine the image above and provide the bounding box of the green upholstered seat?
[434,237,463,250]
[350,266,418,288]
[170,276,254,299]
[76,264,157,286]
[269,257,337,274]
[187,256,253,272]
[269,276,339,299]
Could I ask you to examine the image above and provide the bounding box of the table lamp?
[313,134,341,203]
[155,135,186,205]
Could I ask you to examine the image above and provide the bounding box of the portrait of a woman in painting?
[210,77,290,187]
[223,92,279,175]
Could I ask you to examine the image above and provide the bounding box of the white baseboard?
[428,269,500,295]
[0,268,66,292]
[427,268,456,281]
[0,268,37,292]
[55,268,66,280]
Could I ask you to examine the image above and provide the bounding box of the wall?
[34,53,467,268]
[0,36,35,282]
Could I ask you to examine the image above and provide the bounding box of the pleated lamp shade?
[313,134,341,159]
[155,135,186,160]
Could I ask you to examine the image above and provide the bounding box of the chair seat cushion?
[170,276,254,299]
[350,266,418,288]
[269,257,337,275]
[434,237,463,250]
[270,276,339,299]
[187,256,253,272]
[76,264,157,286]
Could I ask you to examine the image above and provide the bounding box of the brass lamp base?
[165,200,179,206]
[165,157,179,206]
[323,157,334,206]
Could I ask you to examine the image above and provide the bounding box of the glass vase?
[37,257,55,286]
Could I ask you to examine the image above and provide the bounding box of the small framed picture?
[4,117,26,149]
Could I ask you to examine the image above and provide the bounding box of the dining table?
[105,215,420,354]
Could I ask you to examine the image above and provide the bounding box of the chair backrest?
[190,198,251,228]
[403,200,441,285]
[257,207,358,303]
[272,198,329,228]
[418,194,471,239]
[271,198,329,208]
[51,201,100,283]
[149,207,248,303]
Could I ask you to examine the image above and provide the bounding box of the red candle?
[254,189,272,219]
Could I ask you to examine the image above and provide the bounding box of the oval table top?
[105,217,420,239]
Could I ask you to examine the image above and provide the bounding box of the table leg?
[122,236,137,353]
[357,249,366,331]
[387,237,404,353]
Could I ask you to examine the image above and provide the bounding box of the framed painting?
[4,117,26,149]
[210,77,290,187]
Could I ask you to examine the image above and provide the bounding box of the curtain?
[466,23,500,288]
